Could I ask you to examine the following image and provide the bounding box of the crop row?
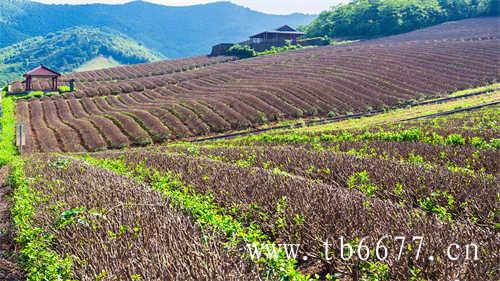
[16,33,499,98]
[7,56,236,92]
[15,22,500,152]
[16,93,499,154]
[299,123,500,149]
[62,37,499,98]
[63,55,237,82]
[370,17,499,43]
[416,105,498,129]
[385,105,500,132]
[92,150,499,280]
[222,106,499,174]
[23,155,264,280]
[165,144,497,226]
[314,140,498,174]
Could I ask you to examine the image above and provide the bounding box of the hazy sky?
[32,0,348,15]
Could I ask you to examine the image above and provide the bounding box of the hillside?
[0,5,498,281]
[302,0,499,39]
[13,17,500,153]
[0,0,315,58]
[74,56,122,72]
[0,27,163,85]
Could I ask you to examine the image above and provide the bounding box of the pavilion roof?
[24,65,61,77]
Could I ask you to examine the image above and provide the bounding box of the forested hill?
[0,0,315,58]
[302,0,499,39]
[0,27,162,84]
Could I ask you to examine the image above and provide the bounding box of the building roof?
[249,25,305,38]
[276,25,297,32]
[23,65,61,77]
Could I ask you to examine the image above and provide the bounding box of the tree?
[226,44,256,58]
[486,0,500,15]
[303,0,496,39]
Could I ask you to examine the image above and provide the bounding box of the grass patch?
[447,83,499,98]
[7,91,60,100]
[0,89,17,166]
[294,88,500,133]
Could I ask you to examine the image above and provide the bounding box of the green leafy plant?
[445,134,465,146]
[348,171,379,196]
[418,190,456,221]
[49,157,72,169]
[55,207,88,229]
[9,158,75,280]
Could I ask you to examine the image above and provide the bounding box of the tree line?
[302,0,499,38]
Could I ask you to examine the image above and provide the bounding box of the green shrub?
[445,134,465,146]
[490,138,500,149]
[407,153,424,165]
[418,191,455,221]
[320,36,331,45]
[256,44,307,56]
[348,171,379,196]
[470,137,486,148]
[58,85,71,92]
[226,44,256,58]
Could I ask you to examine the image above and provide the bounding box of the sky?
[32,0,349,15]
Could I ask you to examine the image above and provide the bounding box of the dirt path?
[0,166,24,281]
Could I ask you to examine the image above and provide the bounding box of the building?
[249,25,305,44]
[210,25,305,56]
[23,65,61,91]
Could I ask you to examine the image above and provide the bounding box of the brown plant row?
[15,18,500,153]
[226,106,499,173]
[93,150,499,280]
[301,140,498,174]
[291,106,500,146]
[9,56,237,92]
[368,17,499,43]
[23,155,266,281]
[62,55,237,82]
[165,144,497,227]
[53,37,500,98]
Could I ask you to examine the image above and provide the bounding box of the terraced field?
[13,96,491,280]
[20,155,265,280]
[1,16,498,281]
[9,55,237,92]
[14,17,500,153]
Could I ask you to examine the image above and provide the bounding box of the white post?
[16,123,26,155]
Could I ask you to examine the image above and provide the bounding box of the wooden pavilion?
[23,65,61,91]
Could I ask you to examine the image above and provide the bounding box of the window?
[252,38,263,44]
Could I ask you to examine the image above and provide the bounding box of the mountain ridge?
[1,0,315,58]
[0,26,162,84]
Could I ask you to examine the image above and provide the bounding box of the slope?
[74,56,123,72]
[14,17,500,153]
